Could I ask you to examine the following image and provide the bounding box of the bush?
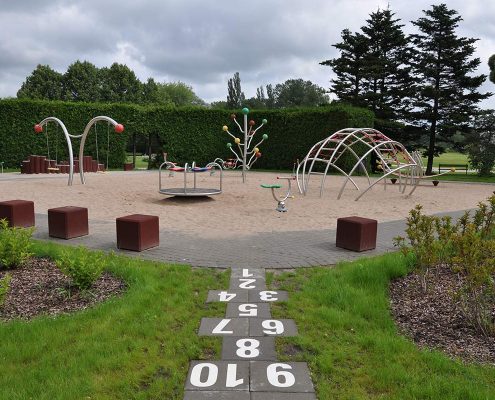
[55,246,105,290]
[0,219,34,269]
[0,273,12,306]
[395,196,495,336]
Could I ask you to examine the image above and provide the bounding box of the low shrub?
[395,195,495,336]
[0,219,34,269]
[55,246,105,290]
[0,273,12,306]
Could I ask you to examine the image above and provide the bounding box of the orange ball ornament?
[34,124,43,133]
[249,120,255,126]
[114,124,124,133]
[255,152,262,158]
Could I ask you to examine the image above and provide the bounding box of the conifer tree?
[410,4,491,174]
[226,72,245,109]
[489,55,495,84]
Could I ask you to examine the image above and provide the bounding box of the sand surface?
[1,170,493,238]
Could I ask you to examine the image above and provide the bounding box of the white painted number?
[212,319,233,334]
[260,291,278,302]
[190,363,243,388]
[239,303,258,317]
[242,268,253,277]
[267,363,295,388]
[218,291,236,302]
[225,364,244,387]
[262,320,284,335]
[239,278,256,289]
[190,363,218,387]
[236,338,260,358]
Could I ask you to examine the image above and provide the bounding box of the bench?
[438,163,468,174]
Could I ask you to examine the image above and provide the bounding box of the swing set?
[33,116,124,186]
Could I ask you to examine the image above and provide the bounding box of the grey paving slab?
[206,290,249,303]
[221,337,277,361]
[251,394,317,400]
[184,392,251,400]
[248,290,289,303]
[230,277,267,290]
[185,361,249,391]
[231,268,266,278]
[250,362,315,393]
[249,319,298,337]
[198,318,249,337]
[225,303,272,319]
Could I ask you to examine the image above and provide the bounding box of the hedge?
[0,99,374,169]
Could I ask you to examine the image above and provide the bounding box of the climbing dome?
[296,128,424,201]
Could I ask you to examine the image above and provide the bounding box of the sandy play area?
[1,170,494,238]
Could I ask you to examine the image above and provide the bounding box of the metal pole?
[243,112,247,183]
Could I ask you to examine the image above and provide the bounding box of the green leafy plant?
[0,273,12,306]
[55,246,105,290]
[0,219,34,269]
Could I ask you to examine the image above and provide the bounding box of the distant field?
[420,151,469,169]
[125,154,148,169]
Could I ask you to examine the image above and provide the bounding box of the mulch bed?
[0,257,126,321]
[390,264,495,365]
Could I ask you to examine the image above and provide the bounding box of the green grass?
[269,253,495,399]
[126,155,149,169]
[421,151,470,169]
[0,241,227,400]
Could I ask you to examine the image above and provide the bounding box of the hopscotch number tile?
[221,337,277,361]
[230,268,265,278]
[225,303,272,319]
[184,391,251,400]
[185,361,250,391]
[250,393,317,400]
[249,319,298,337]
[198,318,249,337]
[250,362,315,393]
[230,277,267,290]
[248,290,289,302]
[206,290,248,303]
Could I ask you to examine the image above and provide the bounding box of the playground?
[1,169,493,238]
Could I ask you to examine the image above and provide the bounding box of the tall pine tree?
[226,72,245,109]
[410,4,491,174]
[360,8,412,120]
[489,55,495,84]
[321,29,369,109]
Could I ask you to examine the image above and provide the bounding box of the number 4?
[218,291,236,302]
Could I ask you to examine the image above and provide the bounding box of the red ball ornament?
[255,152,262,158]
[34,124,43,133]
[230,113,236,120]
[249,120,255,126]
[114,124,124,133]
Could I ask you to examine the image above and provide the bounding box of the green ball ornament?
[241,107,249,115]
[227,143,232,148]
[262,119,267,124]
[262,134,268,140]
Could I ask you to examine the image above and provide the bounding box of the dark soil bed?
[390,264,495,365]
[0,257,126,321]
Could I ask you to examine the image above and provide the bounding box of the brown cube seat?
[0,200,35,227]
[48,206,89,239]
[336,216,377,252]
[116,214,159,251]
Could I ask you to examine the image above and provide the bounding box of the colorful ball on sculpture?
[254,147,259,153]
[262,119,267,124]
[241,107,249,115]
[222,125,228,131]
[255,152,262,158]
[230,113,236,120]
[34,124,43,133]
[227,143,232,148]
[115,124,124,133]
[262,134,268,140]
[249,120,255,126]
[234,137,241,144]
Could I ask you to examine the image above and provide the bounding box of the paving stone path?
[184,267,316,400]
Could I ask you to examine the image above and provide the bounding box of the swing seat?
[261,184,282,189]
[169,167,185,172]
[191,167,211,172]
[47,167,60,171]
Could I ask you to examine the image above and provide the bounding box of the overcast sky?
[1,0,494,108]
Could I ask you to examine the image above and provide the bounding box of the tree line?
[16,61,205,106]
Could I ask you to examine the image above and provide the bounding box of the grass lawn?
[420,151,470,169]
[0,245,494,399]
[126,154,149,169]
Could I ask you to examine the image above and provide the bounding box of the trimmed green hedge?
[0,99,374,169]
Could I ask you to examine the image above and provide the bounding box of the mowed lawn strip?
[0,241,227,400]
[269,253,495,400]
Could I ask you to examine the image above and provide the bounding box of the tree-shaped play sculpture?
[221,107,268,182]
